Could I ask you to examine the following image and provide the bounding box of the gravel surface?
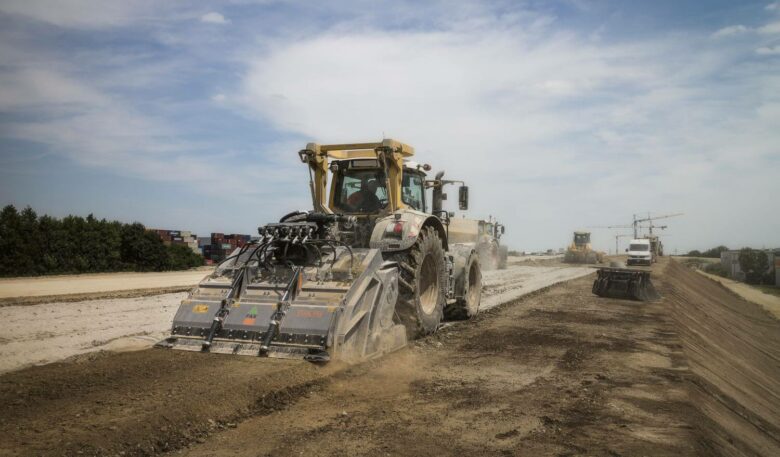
[0,269,210,304]
[0,262,590,374]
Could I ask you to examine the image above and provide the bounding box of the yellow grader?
[157,140,483,363]
[563,231,603,264]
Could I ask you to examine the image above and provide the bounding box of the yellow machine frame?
[298,139,415,215]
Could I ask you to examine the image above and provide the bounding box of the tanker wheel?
[390,226,446,338]
[498,245,508,270]
[489,244,499,270]
[444,251,482,320]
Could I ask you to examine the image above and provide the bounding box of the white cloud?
[758,21,780,34]
[0,66,256,195]
[711,25,749,38]
[233,17,780,251]
[211,93,227,102]
[767,3,779,11]
[756,45,780,54]
[200,12,228,24]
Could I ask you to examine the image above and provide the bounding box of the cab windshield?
[630,244,649,251]
[333,169,388,213]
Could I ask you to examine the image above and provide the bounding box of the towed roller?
[592,267,661,302]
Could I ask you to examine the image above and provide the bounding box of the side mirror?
[441,193,447,201]
[458,186,469,211]
[500,225,505,234]
[625,248,628,252]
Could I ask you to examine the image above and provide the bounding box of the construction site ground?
[0,269,213,307]
[1,258,779,456]
[0,257,590,374]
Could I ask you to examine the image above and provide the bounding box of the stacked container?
[152,229,201,254]
[202,232,252,263]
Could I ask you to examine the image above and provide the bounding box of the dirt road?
[1,258,778,456]
[0,262,591,374]
[0,269,211,306]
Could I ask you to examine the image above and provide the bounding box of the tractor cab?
[329,159,427,214]
[298,140,448,249]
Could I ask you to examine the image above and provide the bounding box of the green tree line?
[0,205,203,277]
[689,244,776,285]
[685,245,729,258]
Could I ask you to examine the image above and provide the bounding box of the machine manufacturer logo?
[242,306,258,325]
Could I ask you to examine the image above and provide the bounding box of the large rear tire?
[444,251,482,320]
[388,226,446,338]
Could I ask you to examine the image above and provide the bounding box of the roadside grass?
[755,285,780,298]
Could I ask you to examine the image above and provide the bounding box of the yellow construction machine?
[563,231,603,264]
[157,140,482,363]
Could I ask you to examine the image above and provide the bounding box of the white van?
[626,239,653,266]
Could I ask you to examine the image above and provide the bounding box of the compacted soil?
[0,263,591,374]
[0,269,211,307]
[1,258,778,456]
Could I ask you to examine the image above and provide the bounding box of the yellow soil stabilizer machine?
[592,262,661,302]
[564,231,604,264]
[156,140,483,363]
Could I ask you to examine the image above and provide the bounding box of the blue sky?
[1,0,778,252]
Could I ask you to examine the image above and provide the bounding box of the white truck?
[626,238,654,266]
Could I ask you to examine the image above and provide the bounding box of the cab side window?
[402,173,425,212]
